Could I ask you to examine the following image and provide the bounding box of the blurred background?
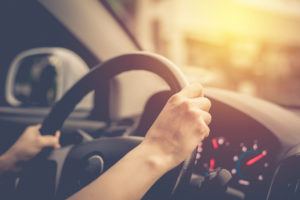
[107,0,300,113]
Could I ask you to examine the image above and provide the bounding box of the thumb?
[39,133,61,149]
[178,83,204,98]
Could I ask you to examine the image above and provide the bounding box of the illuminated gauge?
[195,137,231,174]
[233,141,270,187]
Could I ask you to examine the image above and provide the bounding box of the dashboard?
[191,93,282,200]
[136,87,300,200]
[9,87,300,200]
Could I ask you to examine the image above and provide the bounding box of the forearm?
[68,84,211,200]
[0,151,17,176]
[68,143,174,200]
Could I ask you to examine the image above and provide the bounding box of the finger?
[178,83,203,98]
[190,97,211,112]
[200,111,212,125]
[35,124,42,129]
[25,124,41,136]
[54,131,61,139]
[198,118,210,140]
[26,124,40,131]
[39,135,61,149]
[54,131,61,148]
[34,124,42,134]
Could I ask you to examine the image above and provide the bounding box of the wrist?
[137,142,178,173]
[0,151,18,174]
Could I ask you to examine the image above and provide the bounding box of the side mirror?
[5,47,92,109]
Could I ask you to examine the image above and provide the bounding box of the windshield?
[106,0,300,109]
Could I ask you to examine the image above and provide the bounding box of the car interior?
[1,0,300,200]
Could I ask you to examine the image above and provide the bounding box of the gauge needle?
[209,158,216,170]
[212,138,219,149]
[246,151,267,166]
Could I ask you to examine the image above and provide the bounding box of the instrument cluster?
[194,135,276,198]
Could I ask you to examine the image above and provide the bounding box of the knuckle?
[198,123,206,133]
[196,119,210,136]
[169,94,182,104]
[191,83,203,90]
[25,127,32,132]
[36,136,43,145]
[190,110,200,118]
[208,115,212,124]
[205,126,210,137]
[179,99,190,110]
[204,97,212,108]
[26,125,39,134]
[205,112,212,124]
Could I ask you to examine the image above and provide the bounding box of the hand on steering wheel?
[142,83,211,171]
[68,83,211,200]
[17,52,210,200]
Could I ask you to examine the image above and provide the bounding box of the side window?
[5,47,93,110]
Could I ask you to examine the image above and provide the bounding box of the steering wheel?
[16,52,196,200]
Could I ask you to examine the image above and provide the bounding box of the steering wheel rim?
[40,52,187,135]
[39,52,195,198]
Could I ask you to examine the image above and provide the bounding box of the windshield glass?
[106,0,300,109]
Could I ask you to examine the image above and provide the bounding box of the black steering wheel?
[16,52,196,200]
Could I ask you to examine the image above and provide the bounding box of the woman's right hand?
[68,83,211,200]
[142,83,212,170]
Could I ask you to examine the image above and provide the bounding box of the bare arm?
[68,83,212,200]
[69,142,173,200]
[0,125,60,175]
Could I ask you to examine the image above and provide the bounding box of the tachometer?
[195,137,271,188]
[195,137,231,173]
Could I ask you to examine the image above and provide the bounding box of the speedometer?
[233,141,270,186]
[194,137,271,189]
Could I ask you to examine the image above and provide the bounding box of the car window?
[106,0,300,109]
